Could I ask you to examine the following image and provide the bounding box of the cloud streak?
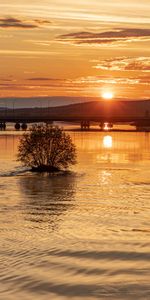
[0,17,51,29]
[57,28,150,45]
[71,75,141,85]
[0,17,38,29]
[93,57,150,71]
[27,77,64,81]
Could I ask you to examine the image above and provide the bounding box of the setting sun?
[102,92,114,100]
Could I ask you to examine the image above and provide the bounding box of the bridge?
[0,110,150,131]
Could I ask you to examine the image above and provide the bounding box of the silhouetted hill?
[0,100,150,119]
[11,100,150,118]
[0,96,150,111]
[0,96,98,109]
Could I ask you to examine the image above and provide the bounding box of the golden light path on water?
[0,130,150,299]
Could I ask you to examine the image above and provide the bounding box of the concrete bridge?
[0,112,150,131]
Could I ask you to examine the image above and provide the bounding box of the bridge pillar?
[136,125,150,132]
[46,121,53,125]
[99,122,104,130]
[99,122,113,131]
[21,123,27,130]
[109,123,113,130]
[15,123,21,130]
[81,121,90,131]
[0,122,6,130]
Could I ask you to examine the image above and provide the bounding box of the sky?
[0,0,150,100]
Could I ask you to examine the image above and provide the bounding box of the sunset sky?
[0,0,150,100]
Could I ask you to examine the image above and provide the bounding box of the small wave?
[98,167,140,172]
[47,249,150,262]
[132,181,150,186]
[132,228,150,233]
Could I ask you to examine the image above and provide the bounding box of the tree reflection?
[19,173,76,231]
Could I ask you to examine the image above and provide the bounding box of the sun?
[102,91,114,100]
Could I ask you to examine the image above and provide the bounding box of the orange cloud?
[93,57,150,71]
[57,28,150,45]
[0,17,51,29]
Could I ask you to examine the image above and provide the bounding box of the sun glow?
[102,91,114,100]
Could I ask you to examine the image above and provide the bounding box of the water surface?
[0,131,150,299]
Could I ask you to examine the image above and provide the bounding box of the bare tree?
[17,124,77,172]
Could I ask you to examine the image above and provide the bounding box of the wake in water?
[0,167,30,177]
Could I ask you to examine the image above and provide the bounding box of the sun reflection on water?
[103,135,113,149]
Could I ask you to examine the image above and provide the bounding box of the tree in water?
[17,124,77,172]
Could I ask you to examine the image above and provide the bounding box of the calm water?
[0,131,150,300]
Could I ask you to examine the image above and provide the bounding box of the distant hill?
[0,96,98,109]
[39,100,150,117]
[0,96,150,110]
[2,99,150,119]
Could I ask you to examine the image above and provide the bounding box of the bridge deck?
[0,113,150,124]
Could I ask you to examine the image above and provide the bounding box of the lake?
[0,131,150,299]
